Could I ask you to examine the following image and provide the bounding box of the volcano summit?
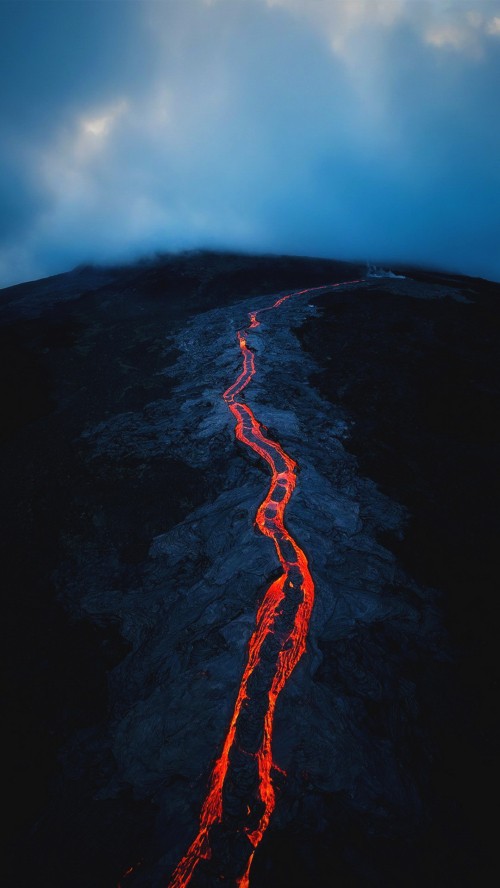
[2,251,498,887]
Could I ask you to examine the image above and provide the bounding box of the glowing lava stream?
[168,280,363,888]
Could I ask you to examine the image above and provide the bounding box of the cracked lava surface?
[167,280,362,888]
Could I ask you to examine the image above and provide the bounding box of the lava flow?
[167,280,362,888]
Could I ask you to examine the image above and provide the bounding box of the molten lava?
[167,280,362,887]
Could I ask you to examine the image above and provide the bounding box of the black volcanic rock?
[1,252,498,887]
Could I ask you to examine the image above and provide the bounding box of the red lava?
[168,280,362,887]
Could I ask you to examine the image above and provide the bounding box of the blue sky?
[1,0,499,286]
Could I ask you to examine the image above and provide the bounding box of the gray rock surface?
[63,281,442,885]
[4,253,497,888]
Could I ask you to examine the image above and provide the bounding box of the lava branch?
[167,280,362,888]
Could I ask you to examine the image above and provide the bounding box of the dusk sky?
[1,0,499,287]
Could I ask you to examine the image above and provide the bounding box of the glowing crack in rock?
[167,279,362,887]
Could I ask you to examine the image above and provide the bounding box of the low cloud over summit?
[1,0,499,285]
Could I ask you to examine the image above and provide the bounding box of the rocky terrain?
[2,252,498,887]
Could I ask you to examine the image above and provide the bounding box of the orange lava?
[167,280,362,887]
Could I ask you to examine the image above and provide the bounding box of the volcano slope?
[1,252,498,887]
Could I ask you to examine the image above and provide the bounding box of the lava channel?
[167,279,362,888]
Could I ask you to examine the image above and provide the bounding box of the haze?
[1,0,499,286]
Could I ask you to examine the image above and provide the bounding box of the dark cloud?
[1,0,499,285]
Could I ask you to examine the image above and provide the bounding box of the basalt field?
[2,251,498,887]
